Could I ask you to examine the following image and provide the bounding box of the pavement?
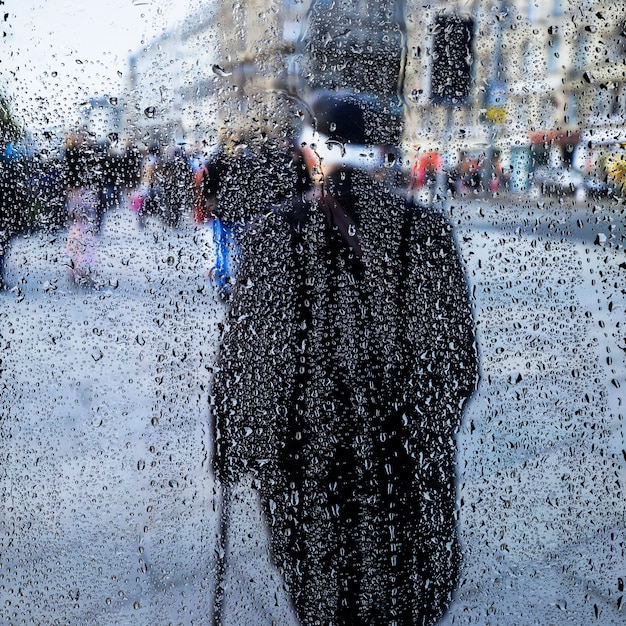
[444,201,626,625]
[0,198,624,625]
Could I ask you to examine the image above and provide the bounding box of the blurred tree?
[0,94,22,143]
[0,93,36,289]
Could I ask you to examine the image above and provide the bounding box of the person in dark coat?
[201,135,297,299]
[212,93,478,625]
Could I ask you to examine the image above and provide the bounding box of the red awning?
[529,130,581,146]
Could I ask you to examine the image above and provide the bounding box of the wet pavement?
[1,199,624,624]
[445,207,626,625]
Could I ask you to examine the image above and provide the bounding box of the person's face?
[301,144,324,186]
[301,143,341,187]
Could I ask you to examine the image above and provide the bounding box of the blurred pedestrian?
[455,152,481,197]
[0,141,32,288]
[64,130,102,287]
[212,93,478,625]
[34,148,66,230]
[161,144,193,228]
[118,138,143,203]
[409,150,442,205]
[199,134,282,300]
[100,138,126,213]
[133,143,164,228]
[191,151,213,226]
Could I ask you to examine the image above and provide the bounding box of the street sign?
[430,14,474,106]
[486,106,506,124]
[485,79,507,124]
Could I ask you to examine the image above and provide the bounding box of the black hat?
[310,92,367,145]
[308,90,403,146]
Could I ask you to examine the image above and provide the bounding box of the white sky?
[1,0,192,136]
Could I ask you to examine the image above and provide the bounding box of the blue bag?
[212,217,241,298]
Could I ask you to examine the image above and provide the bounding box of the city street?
[1,196,625,625]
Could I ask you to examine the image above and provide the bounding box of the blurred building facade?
[404,0,626,185]
[124,2,221,147]
[124,0,626,184]
[210,0,296,145]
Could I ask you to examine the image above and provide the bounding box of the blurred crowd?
[0,129,202,286]
[1,122,623,289]
[0,125,302,289]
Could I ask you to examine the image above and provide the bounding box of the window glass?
[1,1,625,624]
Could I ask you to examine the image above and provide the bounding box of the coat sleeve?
[401,207,478,436]
[212,211,299,484]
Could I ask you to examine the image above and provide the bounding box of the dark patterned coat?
[213,170,478,625]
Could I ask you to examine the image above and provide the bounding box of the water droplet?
[212,64,232,77]
[144,106,156,118]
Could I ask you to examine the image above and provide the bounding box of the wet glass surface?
[1,1,625,624]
